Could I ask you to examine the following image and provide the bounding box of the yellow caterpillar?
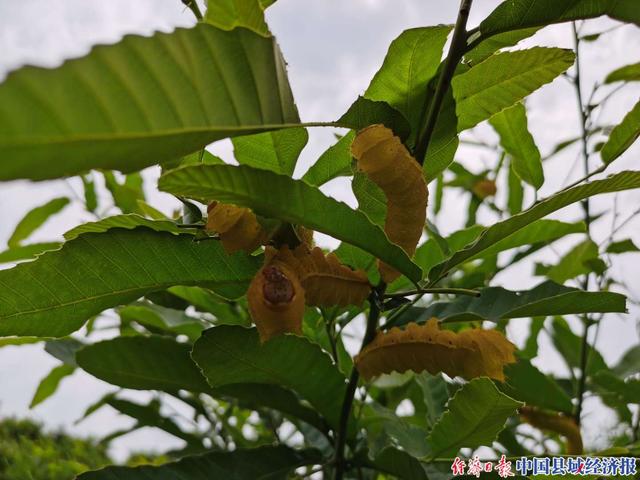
[355,318,516,381]
[247,248,305,343]
[519,406,583,455]
[206,202,268,254]
[351,124,428,283]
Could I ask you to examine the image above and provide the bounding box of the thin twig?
[414,0,474,163]
[181,0,203,20]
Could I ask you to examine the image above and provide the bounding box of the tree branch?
[182,0,203,20]
[414,0,473,163]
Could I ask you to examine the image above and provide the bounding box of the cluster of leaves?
[1,0,640,478]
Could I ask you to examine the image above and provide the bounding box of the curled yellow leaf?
[247,248,305,343]
[354,318,516,381]
[351,124,428,283]
[520,406,583,455]
[273,245,371,307]
[206,202,268,254]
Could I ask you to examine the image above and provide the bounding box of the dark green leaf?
[606,238,640,254]
[0,24,298,180]
[159,164,421,282]
[601,99,640,164]
[427,378,522,458]
[0,242,61,264]
[430,171,640,281]
[29,364,75,408]
[44,338,84,366]
[232,127,308,176]
[119,303,206,340]
[613,346,640,378]
[78,445,320,480]
[64,214,196,240]
[551,317,608,376]
[605,62,640,83]
[82,174,98,213]
[302,131,355,186]
[423,88,459,182]
[7,197,70,247]
[337,96,410,141]
[490,103,543,189]
[507,160,524,215]
[592,371,640,404]
[542,239,600,283]
[0,228,260,337]
[452,48,574,131]
[103,172,145,214]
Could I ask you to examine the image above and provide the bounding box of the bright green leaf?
[0,24,299,181]
[423,87,459,182]
[29,364,75,408]
[7,198,70,248]
[302,131,355,186]
[158,164,422,282]
[601,99,640,164]
[465,28,540,65]
[605,62,640,83]
[606,238,640,254]
[0,228,261,337]
[0,242,61,264]
[232,127,308,176]
[205,0,271,36]
[452,48,574,131]
[507,160,525,215]
[490,103,543,189]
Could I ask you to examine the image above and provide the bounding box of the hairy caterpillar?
[519,406,583,455]
[351,124,428,283]
[354,318,516,381]
[274,245,371,307]
[206,202,268,254]
[247,248,305,343]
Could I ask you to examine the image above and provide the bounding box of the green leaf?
[367,447,429,480]
[391,281,626,327]
[427,377,522,458]
[613,346,640,377]
[490,103,543,189]
[64,214,195,240]
[352,171,387,227]
[7,197,70,248]
[363,402,430,458]
[159,164,422,282]
[337,96,410,141]
[605,62,640,83]
[601,99,640,164]
[502,358,574,414]
[232,127,308,176]
[479,0,640,39]
[365,26,452,139]
[0,242,61,264]
[82,174,98,213]
[29,364,75,408]
[78,445,320,480]
[0,337,43,348]
[103,172,145,214]
[430,171,640,281]
[119,303,206,341]
[205,0,271,37]
[0,24,299,181]
[542,239,601,284]
[415,373,450,428]
[592,371,640,404]
[606,238,640,254]
[507,160,525,215]
[423,87,459,182]
[551,317,608,376]
[465,28,540,65]
[0,228,261,337]
[45,338,84,366]
[192,325,350,432]
[302,131,355,186]
[452,48,574,131]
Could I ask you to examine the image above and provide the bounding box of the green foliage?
[7,197,70,248]
[601,99,640,164]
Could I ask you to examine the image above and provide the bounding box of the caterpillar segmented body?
[519,406,583,454]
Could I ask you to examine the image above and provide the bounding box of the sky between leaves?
[0,0,639,461]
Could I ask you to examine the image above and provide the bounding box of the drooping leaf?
[502,358,574,414]
[205,0,271,37]
[302,131,355,186]
[351,124,428,282]
[0,242,61,264]
[605,62,640,83]
[78,445,321,480]
[355,319,516,381]
[606,238,640,254]
[601,99,640,164]
[192,325,352,432]
[427,377,522,458]
[452,48,574,131]
[337,96,411,141]
[232,127,308,176]
[0,228,261,337]
[391,281,626,327]
[7,197,70,248]
[490,103,544,189]
[158,164,422,282]
[0,24,299,181]
[364,26,452,139]
[429,171,640,281]
[29,364,75,408]
[479,0,640,39]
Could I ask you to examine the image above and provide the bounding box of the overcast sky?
[0,0,639,462]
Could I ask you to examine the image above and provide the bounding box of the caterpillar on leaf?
[519,406,583,455]
[247,247,305,343]
[274,245,371,307]
[351,124,428,283]
[354,318,516,381]
[206,202,268,254]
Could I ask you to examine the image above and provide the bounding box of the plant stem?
[334,286,384,480]
[414,0,473,163]
[384,287,480,298]
[571,22,592,427]
[182,0,203,20]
